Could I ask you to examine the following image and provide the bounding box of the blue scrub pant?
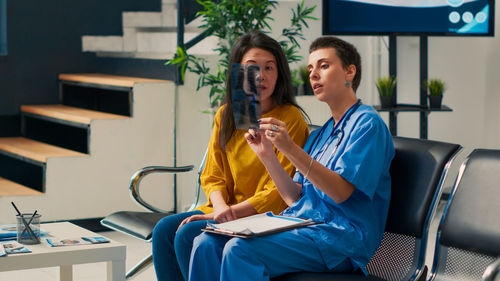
[188,230,353,281]
[152,210,206,281]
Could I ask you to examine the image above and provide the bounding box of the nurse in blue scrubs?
[187,36,395,281]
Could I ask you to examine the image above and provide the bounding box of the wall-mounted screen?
[323,0,495,36]
[0,0,7,55]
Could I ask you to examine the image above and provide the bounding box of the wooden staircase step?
[59,73,169,88]
[0,177,42,196]
[21,105,128,125]
[0,137,87,163]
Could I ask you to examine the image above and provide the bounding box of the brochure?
[0,244,6,257]
[46,236,110,247]
[0,241,31,254]
[0,224,48,241]
[202,212,318,239]
[0,225,18,241]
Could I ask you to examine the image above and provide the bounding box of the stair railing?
[176,0,210,85]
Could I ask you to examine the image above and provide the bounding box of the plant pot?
[303,83,314,95]
[428,95,443,108]
[379,95,395,108]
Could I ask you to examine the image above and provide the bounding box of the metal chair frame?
[427,150,500,281]
[100,151,208,278]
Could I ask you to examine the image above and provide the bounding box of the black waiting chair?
[274,136,462,281]
[100,151,208,278]
[426,149,500,281]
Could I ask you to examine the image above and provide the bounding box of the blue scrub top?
[282,103,395,274]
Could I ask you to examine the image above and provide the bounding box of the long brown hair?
[220,31,308,149]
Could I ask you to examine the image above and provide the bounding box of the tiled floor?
[0,230,156,281]
[0,200,447,281]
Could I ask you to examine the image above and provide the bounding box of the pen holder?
[16,213,41,245]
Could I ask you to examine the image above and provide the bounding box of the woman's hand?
[213,205,237,223]
[177,213,214,231]
[258,117,295,154]
[177,204,238,231]
[245,117,296,162]
[246,118,303,206]
[245,128,275,159]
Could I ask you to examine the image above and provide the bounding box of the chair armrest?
[482,257,500,281]
[129,165,195,213]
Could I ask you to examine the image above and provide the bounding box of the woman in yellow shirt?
[152,31,309,281]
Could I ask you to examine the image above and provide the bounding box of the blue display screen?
[0,0,6,55]
[323,0,495,36]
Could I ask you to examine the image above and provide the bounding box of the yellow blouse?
[196,104,309,214]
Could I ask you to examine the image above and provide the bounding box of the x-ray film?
[231,63,261,130]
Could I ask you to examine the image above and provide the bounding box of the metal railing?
[175,0,210,85]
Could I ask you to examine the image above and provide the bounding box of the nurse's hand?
[245,128,275,160]
[258,117,294,154]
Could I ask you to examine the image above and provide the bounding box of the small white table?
[0,222,126,281]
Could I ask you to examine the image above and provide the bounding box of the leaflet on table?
[0,224,48,241]
[46,236,110,247]
[0,241,31,254]
[202,212,318,238]
[0,244,6,257]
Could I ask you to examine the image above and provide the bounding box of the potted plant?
[298,65,313,95]
[376,76,397,108]
[424,78,445,108]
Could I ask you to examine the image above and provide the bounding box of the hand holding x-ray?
[231,63,262,130]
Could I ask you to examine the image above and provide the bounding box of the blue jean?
[152,210,206,281]
[188,231,353,281]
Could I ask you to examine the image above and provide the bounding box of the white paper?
[0,244,6,257]
[207,212,312,235]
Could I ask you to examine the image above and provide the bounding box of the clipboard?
[201,212,319,239]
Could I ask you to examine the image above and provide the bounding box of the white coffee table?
[0,222,126,281]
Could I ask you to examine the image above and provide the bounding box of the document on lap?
[202,212,318,238]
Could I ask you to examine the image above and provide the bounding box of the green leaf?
[376,76,397,97]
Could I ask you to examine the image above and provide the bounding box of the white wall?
[483,13,500,149]
[175,69,213,211]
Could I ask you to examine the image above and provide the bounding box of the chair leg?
[126,253,153,279]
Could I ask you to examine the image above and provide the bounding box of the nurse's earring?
[346,81,351,87]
